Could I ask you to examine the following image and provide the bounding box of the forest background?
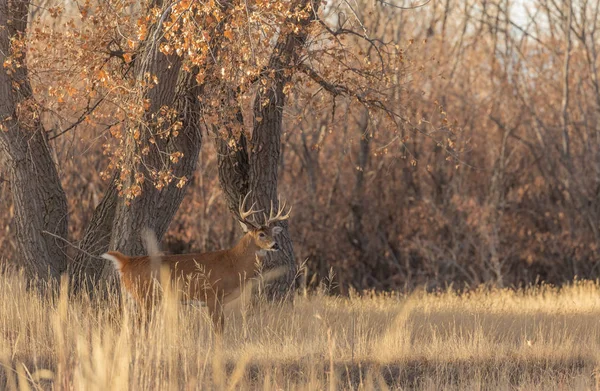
[0,0,596,294]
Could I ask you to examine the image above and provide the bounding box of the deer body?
[101,193,290,333]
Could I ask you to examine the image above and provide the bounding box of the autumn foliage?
[0,0,598,293]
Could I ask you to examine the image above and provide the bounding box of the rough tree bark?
[216,0,318,300]
[70,43,203,291]
[109,37,193,256]
[70,2,233,291]
[0,0,68,281]
[216,110,250,213]
[69,173,119,291]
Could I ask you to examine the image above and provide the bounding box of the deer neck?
[231,234,262,274]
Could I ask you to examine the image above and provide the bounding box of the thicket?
[1,0,597,293]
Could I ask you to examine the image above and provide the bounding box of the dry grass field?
[1,267,600,390]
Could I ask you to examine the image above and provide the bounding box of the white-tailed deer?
[101,193,291,333]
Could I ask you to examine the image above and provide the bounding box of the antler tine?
[265,196,292,226]
[238,191,262,228]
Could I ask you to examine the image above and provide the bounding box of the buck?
[101,193,291,333]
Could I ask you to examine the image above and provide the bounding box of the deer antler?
[264,196,292,226]
[238,191,262,229]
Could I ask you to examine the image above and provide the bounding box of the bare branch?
[376,0,432,10]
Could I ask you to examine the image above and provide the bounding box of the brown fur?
[103,227,280,332]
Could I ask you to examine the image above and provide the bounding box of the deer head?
[237,192,291,252]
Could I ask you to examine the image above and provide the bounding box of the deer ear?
[239,220,250,233]
[272,226,283,235]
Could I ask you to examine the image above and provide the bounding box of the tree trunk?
[69,174,119,291]
[110,29,187,255]
[216,109,250,214]
[70,12,203,292]
[72,71,203,292]
[110,70,202,256]
[216,0,318,300]
[0,0,68,282]
[248,72,295,299]
[69,0,243,293]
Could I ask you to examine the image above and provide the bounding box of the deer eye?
[258,232,266,238]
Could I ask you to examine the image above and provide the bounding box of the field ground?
[1,268,600,390]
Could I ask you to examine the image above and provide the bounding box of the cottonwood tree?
[1,0,419,298]
[0,0,68,281]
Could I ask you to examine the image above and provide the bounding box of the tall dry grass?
[1,267,600,390]
[2,0,600,295]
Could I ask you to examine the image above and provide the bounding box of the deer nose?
[272,242,280,251]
